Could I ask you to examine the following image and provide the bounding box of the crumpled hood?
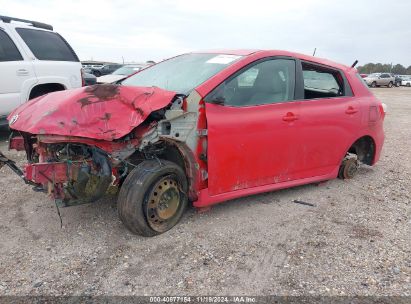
[8,84,177,140]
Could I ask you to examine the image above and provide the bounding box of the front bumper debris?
[0,150,85,189]
[0,151,30,184]
[24,161,87,185]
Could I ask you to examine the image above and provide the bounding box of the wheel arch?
[157,140,199,202]
[346,135,376,165]
[29,83,66,100]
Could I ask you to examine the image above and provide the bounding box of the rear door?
[379,73,390,86]
[14,27,82,89]
[205,57,302,196]
[0,27,36,117]
[295,61,361,178]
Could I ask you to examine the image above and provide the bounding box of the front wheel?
[370,81,377,88]
[407,83,411,87]
[117,160,188,236]
[387,82,393,88]
[395,82,400,87]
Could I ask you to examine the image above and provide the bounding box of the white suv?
[0,16,83,125]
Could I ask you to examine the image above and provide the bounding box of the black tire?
[117,159,188,237]
[395,82,400,87]
[387,82,393,88]
[407,83,411,87]
[371,81,377,88]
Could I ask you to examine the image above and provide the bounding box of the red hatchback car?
[1,50,385,236]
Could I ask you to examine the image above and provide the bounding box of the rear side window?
[0,30,23,61]
[302,62,345,99]
[16,28,78,62]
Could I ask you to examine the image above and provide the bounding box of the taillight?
[379,103,387,119]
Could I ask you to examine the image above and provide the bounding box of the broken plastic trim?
[0,151,38,186]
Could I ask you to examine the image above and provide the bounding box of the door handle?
[16,69,29,76]
[282,112,298,122]
[345,106,358,115]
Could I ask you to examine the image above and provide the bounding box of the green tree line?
[357,63,411,75]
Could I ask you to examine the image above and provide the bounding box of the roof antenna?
[312,48,317,56]
[351,60,358,68]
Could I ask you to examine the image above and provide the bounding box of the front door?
[204,58,301,196]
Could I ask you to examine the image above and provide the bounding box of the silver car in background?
[364,73,395,88]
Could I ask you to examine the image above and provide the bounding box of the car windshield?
[112,66,141,76]
[121,53,243,94]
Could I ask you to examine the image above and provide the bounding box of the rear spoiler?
[0,15,53,31]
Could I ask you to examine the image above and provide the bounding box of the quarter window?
[16,28,78,62]
[206,59,296,106]
[302,62,344,99]
[0,30,23,61]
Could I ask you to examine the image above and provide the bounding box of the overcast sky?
[1,0,411,66]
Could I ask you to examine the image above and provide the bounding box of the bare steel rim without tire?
[339,157,359,179]
[145,174,182,232]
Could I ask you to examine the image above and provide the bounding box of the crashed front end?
[5,134,122,206]
[2,84,205,207]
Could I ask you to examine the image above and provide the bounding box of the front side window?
[205,59,296,106]
[16,28,78,62]
[0,30,23,62]
[302,62,344,99]
[122,53,243,95]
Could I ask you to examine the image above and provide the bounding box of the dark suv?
[91,64,123,77]
[389,74,403,87]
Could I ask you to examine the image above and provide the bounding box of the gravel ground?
[0,88,410,296]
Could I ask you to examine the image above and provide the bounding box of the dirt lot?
[0,88,410,296]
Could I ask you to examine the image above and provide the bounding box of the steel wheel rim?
[146,175,181,231]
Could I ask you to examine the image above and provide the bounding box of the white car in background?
[401,77,411,87]
[96,65,145,84]
[0,16,83,126]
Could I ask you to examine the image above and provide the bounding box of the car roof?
[123,64,145,67]
[0,21,52,32]
[0,16,53,32]
[193,49,260,56]
[192,49,353,72]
